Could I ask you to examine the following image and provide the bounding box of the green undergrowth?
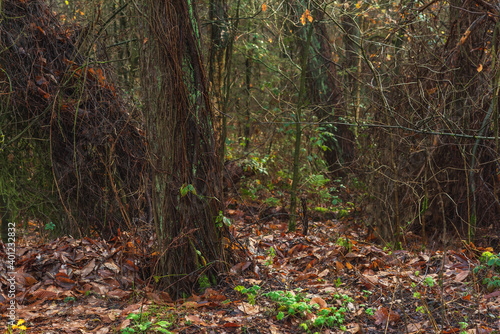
[121,305,176,334]
[474,251,500,292]
[235,284,361,333]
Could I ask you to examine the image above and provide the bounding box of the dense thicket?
[0,0,149,238]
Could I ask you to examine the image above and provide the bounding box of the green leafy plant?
[416,306,426,314]
[264,196,279,206]
[215,211,231,228]
[198,275,211,290]
[235,285,261,305]
[336,237,352,252]
[423,276,435,288]
[459,321,468,334]
[335,278,342,287]
[265,246,276,266]
[474,251,500,291]
[121,312,173,334]
[263,289,351,332]
[45,221,55,231]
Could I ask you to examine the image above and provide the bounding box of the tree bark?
[141,0,226,295]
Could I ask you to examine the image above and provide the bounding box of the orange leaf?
[306,9,313,22]
[335,260,345,270]
[37,26,46,36]
[310,296,327,309]
[262,3,267,12]
[460,29,471,44]
[224,322,240,328]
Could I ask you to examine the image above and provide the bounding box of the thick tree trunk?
[142,0,226,295]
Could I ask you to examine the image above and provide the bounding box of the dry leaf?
[344,322,361,333]
[310,296,327,309]
[182,301,199,309]
[237,302,262,315]
[373,307,401,326]
[460,29,471,44]
[185,314,205,325]
[81,259,96,277]
[455,269,469,282]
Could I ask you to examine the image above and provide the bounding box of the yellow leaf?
[356,1,361,9]
[301,9,313,25]
[306,9,313,22]
[262,3,267,12]
[477,64,483,72]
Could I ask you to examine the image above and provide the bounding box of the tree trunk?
[141,0,226,295]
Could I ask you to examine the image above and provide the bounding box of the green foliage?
[474,251,500,291]
[264,197,280,206]
[304,174,344,208]
[336,237,352,252]
[265,246,276,266]
[198,275,211,290]
[235,285,261,305]
[45,221,56,234]
[416,306,426,314]
[459,321,468,334]
[0,134,63,241]
[215,211,231,228]
[262,288,351,332]
[180,184,197,197]
[121,310,173,334]
[423,276,435,288]
[308,174,330,188]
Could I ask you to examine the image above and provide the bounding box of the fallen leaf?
[185,314,204,324]
[81,259,96,277]
[237,302,262,315]
[223,322,240,328]
[182,301,199,309]
[407,322,424,333]
[344,322,361,333]
[310,296,327,309]
[455,269,469,282]
[107,289,131,300]
[318,269,329,277]
[373,307,400,326]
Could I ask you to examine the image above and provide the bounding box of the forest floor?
[1,197,499,334]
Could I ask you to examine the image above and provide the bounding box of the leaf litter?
[1,203,499,333]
